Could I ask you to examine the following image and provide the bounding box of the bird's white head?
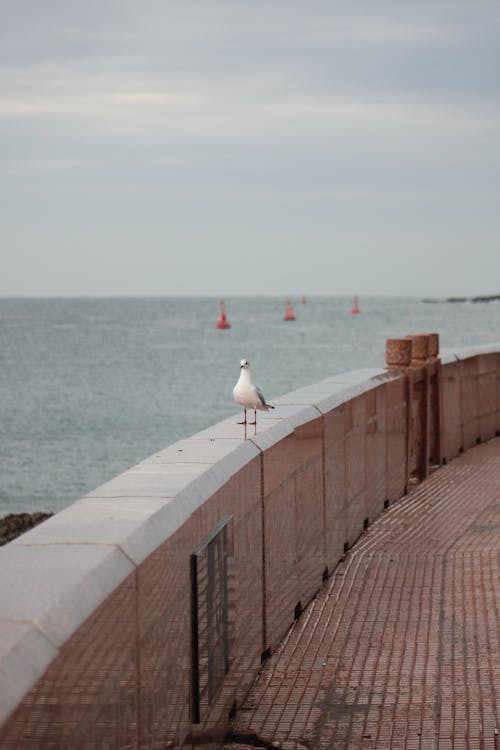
[239,359,249,369]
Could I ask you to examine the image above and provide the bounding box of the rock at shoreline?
[0,512,53,546]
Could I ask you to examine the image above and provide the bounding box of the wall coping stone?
[323,367,388,382]
[439,349,459,365]
[0,621,57,730]
[257,403,323,431]
[0,544,135,725]
[274,370,400,415]
[0,545,135,648]
[442,342,500,361]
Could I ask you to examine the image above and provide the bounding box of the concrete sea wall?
[0,334,499,749]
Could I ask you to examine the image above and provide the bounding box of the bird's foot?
[237,420,247,425]
[248,419,257,425]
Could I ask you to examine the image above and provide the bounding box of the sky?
[1,0,499,297]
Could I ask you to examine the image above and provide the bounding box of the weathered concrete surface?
[229,438,500,750]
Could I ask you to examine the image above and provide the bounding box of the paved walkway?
[227,439,500,750]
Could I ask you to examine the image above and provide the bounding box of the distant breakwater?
[422,293,500,303]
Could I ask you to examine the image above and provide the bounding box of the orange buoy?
[216,300,231,329]
[283,299,296,321]
[351,294,361,314]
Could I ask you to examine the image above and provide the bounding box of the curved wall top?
[0,366,392,721]
[0,338,499,748]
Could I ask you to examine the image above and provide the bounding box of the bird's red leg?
[248,408,257,425]
[238,408,247,425]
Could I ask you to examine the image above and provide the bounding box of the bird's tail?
[267,404,275,410]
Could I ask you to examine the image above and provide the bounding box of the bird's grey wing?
[255,386,268,406]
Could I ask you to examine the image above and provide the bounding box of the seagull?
[233,359,275,425]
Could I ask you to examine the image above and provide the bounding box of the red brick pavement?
[228,439,500,750]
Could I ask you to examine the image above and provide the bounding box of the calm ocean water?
[1,296,499,517]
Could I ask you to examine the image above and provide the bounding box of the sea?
[1,296,499,518]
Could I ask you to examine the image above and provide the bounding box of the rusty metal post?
[386,338,413,493]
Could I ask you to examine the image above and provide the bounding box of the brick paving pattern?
[229,439,500,750]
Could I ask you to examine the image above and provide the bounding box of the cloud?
[1,55,499,149]
[299,14,455,46]
[2,157,92,176]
